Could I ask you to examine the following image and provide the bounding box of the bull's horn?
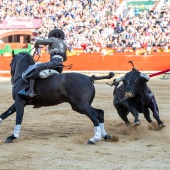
[140,73,150,81]
[115,76,125,83]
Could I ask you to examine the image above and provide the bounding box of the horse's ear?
[12,50,15,58]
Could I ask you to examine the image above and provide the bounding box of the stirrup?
[28,92,36,98]
[24,90,36,97]
[18,89,27,96]
[18,89,30,99]
[18,89,36,97]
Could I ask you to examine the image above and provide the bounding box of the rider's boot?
[25,79,36,97]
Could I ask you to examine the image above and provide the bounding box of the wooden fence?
[0,51,170,77]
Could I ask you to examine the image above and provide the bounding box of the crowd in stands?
[0,0,170,54]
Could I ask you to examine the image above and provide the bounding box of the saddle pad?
[39,69,59,78]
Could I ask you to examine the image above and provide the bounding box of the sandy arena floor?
[0,77,170,170]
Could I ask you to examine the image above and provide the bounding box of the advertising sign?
[0,18,42,29]
[127,0,156,11]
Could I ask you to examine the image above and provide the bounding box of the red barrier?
[0,52,170,77]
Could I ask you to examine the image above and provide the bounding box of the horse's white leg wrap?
[99,123,107,137]
[90,126,101,143]
[0,118,2,123]
[13,125,21,138]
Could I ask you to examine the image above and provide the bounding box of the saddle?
[18,64,62,100]
[39,69,59,78]
[22,64,62,80]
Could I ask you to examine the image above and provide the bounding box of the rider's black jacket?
[35,37,68,61]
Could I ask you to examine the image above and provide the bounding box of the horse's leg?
[0,103,16,123]
[92,107,111,140]
[5,96,27,143]
[72,103,102,144]
[149,98,165,128]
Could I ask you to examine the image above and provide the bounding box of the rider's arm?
[64,40,72,52]
[64,50,67,62]
[63,41,72,62]
[35,38,53,46]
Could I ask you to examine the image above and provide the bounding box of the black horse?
[0,51,114,144]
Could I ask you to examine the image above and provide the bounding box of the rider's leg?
[25,79,36,97]
[20,58,62,98]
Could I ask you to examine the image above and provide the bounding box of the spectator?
[0,0,170,54]
[81,40,88,53]
[146,39,153,54]
[126,38,134,48]
[141,39,148,49]
[132,39,141,53]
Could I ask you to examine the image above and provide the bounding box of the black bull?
[0,52,114,144]
[113,70,165,127]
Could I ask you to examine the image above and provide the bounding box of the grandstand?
[0,0,170,76]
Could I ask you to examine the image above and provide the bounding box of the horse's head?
[10,51,17,78]
[10,51,35,84]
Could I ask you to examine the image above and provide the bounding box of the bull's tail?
[91,72,114,82]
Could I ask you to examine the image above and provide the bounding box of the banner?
[127,0,156,12]
[0,18,42,29]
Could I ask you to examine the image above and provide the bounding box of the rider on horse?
[22,28,70,97]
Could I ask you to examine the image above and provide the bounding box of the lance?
[108,67,170,86]
[149,68,170,77]
[128,61,170,78]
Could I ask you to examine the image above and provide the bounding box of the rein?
[32,47,42,62]
[13,48,35,68]
[11,74,22,85]
[63,64,73,69]
[11,48,35,84]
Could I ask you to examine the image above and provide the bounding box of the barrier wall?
[0,43,32,55]
[0,52,170,77]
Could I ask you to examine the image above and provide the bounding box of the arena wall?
[0,52,170,77]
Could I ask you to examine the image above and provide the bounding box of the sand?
[0,77,170,170]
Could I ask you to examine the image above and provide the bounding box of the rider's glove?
[34,44,39,48]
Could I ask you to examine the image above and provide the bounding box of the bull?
[112,70,165,128]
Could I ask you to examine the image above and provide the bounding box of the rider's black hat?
[48,29,65,40]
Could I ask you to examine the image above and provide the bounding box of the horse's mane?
[16,52,35,65]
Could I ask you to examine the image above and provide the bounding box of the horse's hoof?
[159,123,165,128]
[4,137,14,143]
[126,122,131,126]
[87,140,95,145]
[103,134,111,140]
[133,121,140,126]
[4,135,16,143]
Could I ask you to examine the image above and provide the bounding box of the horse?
[0,51,114,144]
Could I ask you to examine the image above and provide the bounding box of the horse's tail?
[91,72,114,82]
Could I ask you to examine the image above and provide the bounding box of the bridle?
[10,48,36,84]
